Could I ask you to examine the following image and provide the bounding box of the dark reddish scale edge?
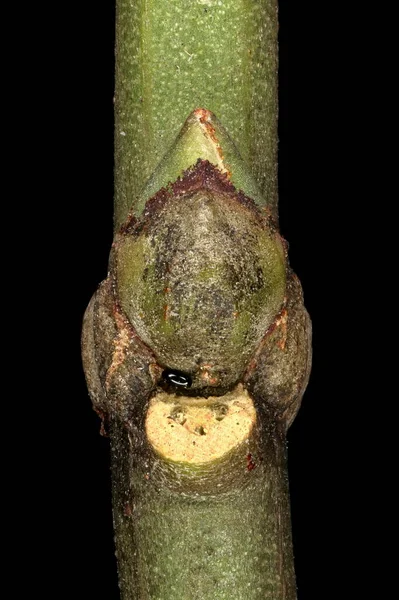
[246,453,256,471]
[119,160,278,237]
[119,213,137,236]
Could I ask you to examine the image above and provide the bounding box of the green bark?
[111,416,297,600]
[114,0,278,229]
[82,1,312,599]
[134,110,271,217]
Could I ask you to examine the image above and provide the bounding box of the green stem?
[114,0,278,229]
[80,1,310,598]
[111,412,296,600]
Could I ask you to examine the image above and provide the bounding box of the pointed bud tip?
[192,107,216,123]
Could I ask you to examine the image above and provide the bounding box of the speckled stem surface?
[114,0,278,229]
[111,412,296,600]
[109,1,300,598]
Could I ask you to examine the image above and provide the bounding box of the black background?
[30,1,364,598]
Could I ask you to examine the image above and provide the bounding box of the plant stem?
[81,1,311,598]
[114,0,278,229]
[111,410,297,600]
